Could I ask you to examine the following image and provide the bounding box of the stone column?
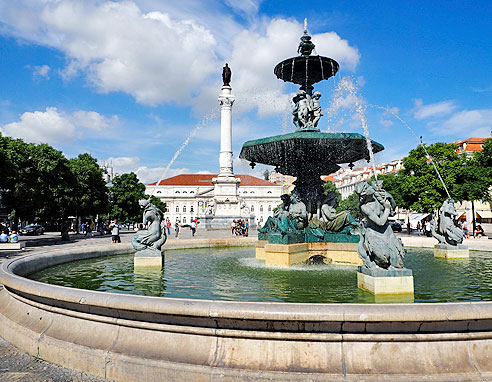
[218,86,235,178]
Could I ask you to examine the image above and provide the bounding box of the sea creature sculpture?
[132,198,167,252]
[431,198,464,246]
[355,180,406,270]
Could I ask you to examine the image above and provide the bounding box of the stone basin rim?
[2,245,492,323]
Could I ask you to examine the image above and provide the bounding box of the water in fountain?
[150,108,219,196]
[325,76,378,179]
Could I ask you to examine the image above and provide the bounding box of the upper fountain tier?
[273,30,339,95]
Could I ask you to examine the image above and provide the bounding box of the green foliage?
[69,153,109,218]
[148,195,167,214]
[109,173,145,224]
[337,192,361,220]
[322,180,341,205]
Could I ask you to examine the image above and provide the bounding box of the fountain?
[2,20,492,382]
[240,25,385,268]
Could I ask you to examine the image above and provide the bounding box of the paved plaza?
[0,229,491,381]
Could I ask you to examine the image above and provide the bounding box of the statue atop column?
[222,63,232,86]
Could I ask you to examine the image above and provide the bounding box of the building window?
[176,206,179,212]
[268,205,271,212]
[175,191,180,194]
[183,217,186,223]
[190,206,194,213]
[183,191,187,194]
[190,191,195,194]
[267,191,272,194]
[260,205,263,212]
[183,206,187,213]
[157,191,162,194]
[251,205,254,212]
[250,191,254,194]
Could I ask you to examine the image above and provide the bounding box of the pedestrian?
[416,221,421,237]
[231,220,235,236]
[81,222,86,235]
[245,218,249,237]
[0,231,8,243]
[110,220,120,244]
[175,220,180,238]
[462,222,469,239]
[406,218,411,235]
[9,231,18,243]
[166,218,171,235]
[475,224,485,238]
[425,220,431,237]
[191,220,196,237]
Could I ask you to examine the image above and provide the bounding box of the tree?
[69,153,109,220]
[148,195,167,214]
[109,173,145,224]
[381,143,466,213]
[455,139,492,204]
[322,180,341,204]
[337,192,361,220]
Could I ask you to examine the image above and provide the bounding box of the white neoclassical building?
[145,68,282,228]
[146,174,282,227]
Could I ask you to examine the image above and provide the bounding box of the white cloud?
[26,64,51,79]
[105,156,192,184]
[193,18,360,116]
[0,107,117,145]
[413,99,457,120]
[435,109,492,137]
[379,119,393,127]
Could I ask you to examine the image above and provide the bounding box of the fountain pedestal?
[357,267,414,295]
[256,240,362,267]
[134,248,163,268]
[434,244,469,259]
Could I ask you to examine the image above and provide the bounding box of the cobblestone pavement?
[0,228,490,381]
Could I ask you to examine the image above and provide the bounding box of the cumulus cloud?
[26,64,51,80]
[0,107,117,145]
[104,156,194,184]
[435,109,492,137]
[193,18,360,116]
[413,99,457,120]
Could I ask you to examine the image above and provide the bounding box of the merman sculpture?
[355,180,406,270]
[132,198,167,254]
[432,199,464,246]
[259,193,308,234]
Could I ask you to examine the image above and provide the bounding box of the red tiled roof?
[148,174,277,187]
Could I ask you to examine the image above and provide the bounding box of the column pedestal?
[357,267,414,295]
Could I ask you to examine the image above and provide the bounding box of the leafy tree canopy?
[109,173,145,224]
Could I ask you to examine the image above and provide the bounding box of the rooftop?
[148,174,277,187]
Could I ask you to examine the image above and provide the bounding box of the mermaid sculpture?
[355,180,406,271]
[432,199,464,246]
[132,198,167,253]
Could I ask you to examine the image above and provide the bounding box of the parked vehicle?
[20,224,45,236]
[390,221,402,232]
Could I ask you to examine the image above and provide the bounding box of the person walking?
[245,218,249,237]
[110,220,120,244]
[416,221,421,237]
[190,220,196,237]
[175,220,180,238]
[166,218,171,235]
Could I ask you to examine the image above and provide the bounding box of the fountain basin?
[239,131,384,176]
[274,56,339,87]
[1,242,492,381]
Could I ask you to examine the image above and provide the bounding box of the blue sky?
[1,0,491,183]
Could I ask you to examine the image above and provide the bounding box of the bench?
[0,242,26,250]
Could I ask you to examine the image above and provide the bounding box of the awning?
[477,210,492,219]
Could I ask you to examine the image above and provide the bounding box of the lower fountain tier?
[240,131,384,213]
[239,131,384,176]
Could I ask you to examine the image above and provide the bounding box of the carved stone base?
[434,244,469,259]
[134,248,163,268]
[357,267,414,295]
[255,241,362,267]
